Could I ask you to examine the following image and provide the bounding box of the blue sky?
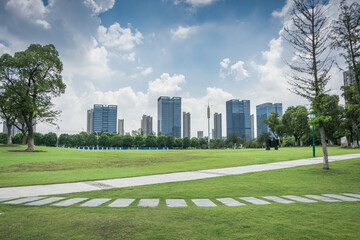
[0,0,349,137]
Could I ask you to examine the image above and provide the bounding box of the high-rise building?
[250,114,255,140]
[157,96,181,138]
[183,112,191,138]
[256,102,282,137]
[226,99,251,141]
[141,115,153,136]
[91,104,117,133]
[118,119,124,135]
[214,112,222,140]
[197,131,204,138]
[2,121,36,136]
[87,109,94,133]
[343,70,356,86]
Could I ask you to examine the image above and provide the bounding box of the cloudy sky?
[0,0,353,137]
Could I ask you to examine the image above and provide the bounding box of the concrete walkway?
[1,153,359,198]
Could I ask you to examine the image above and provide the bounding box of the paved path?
[1,192,359,208]
[0,153,359,198]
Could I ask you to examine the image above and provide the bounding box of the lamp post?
[310,113,315,157]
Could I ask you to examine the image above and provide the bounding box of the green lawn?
[0,145,359,187]
[0,159,359,239]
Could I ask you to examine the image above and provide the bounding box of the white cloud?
[184,0,217,7]
[170,25,198,40]
[123,52,136,62]
[84,0,115,15]
[97,22,143,51]
[141,67,153,76]
[148,73,186,96]
[230,61,250,81]
[0,43,12,55]
[220,58,250,81]
[272,0,293,18]
[5,0,51,29]
[220,58,230,69]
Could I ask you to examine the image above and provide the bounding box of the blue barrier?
[58,146,170,150]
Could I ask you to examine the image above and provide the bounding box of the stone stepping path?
[1,193,359,208]
[216,198,245,206]
[138,199,159,207]
[109,199,135,207]
[239,197,271,205]
[80,198,112,207]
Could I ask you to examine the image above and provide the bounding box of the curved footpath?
[1,153,360,199]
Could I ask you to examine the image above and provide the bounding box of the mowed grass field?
[0,152,359,239]
[0,145,359,187]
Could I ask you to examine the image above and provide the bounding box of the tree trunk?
[319,125,329,170]
[21,132,27,145]
[352,121,358,147]
[300,137,303,147]
[6,122,12,145]
[26,125,34,151]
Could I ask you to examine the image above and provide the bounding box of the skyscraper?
[226,99,251,141]
[92,104,117,133]
[343,70,355,86]
[141,115,153,136]
[87,109,94,133]
[197,131,203,138]
[157,96,181,138]
[256,102,282,137]
[250,114,255,140]
[118,119,124,135]
[183,112,191,138]
[214,112,222,139]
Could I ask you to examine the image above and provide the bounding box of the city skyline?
[0,0,352,137]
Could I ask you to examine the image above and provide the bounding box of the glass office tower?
[226,99,251,141]
[256,102,282,137]
[93,104,117,133]
[157,96,181,138]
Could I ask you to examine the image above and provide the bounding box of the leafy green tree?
[166,135,175,148]
[134,135,145,147]
[262,112,286,145]
[322,95,343,144]
[86,134,97,147]
[99,134,110,147]
[12,132,23,144]
[72,134,86,147]
[183,137,190,149]
[122,135,133,147]
[198,138,208,149]
[58,134,70,146]
[284,0,333,168]
[110,135,123,147]
[33,132,44,146]
[145,135,157,147]
[157,135,167,147]
[44,132,57,147]
[190,137,199,148]
[283,106,310,146]
[257,132,271,148]
[227,132,238,148]
[174,138,183,148]
[0,44,66,151]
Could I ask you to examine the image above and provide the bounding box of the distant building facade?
[141,115,153,136]
[226,99,251,141]
[214,112,222,140]
[343,70,356,86]
[256,102,282,137]
[250,114,255,140]
[183,112,191,138]
[118,119,124,135]
[157,96,181,138]
[88,104,117,133]
[197,131,203,139]
[2,121,36,136]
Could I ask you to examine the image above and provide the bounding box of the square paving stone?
[166,199,187,207]
[3,196,45,205]
[108,199,135,207]
[52,198,88,207]
[340,193,360,199]
[191,199,217,207]
[239,197,271,205]
[281,195,317,203]
[216,198,245,206]
[322,194,360,202]
[25,197,66,206]
[303,195,341,202]
[261,196,295,204]
[80,198,112,207]
[138,199,159,207]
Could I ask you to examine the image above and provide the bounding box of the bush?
[0,133,7,144]
[44,132,57,147]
